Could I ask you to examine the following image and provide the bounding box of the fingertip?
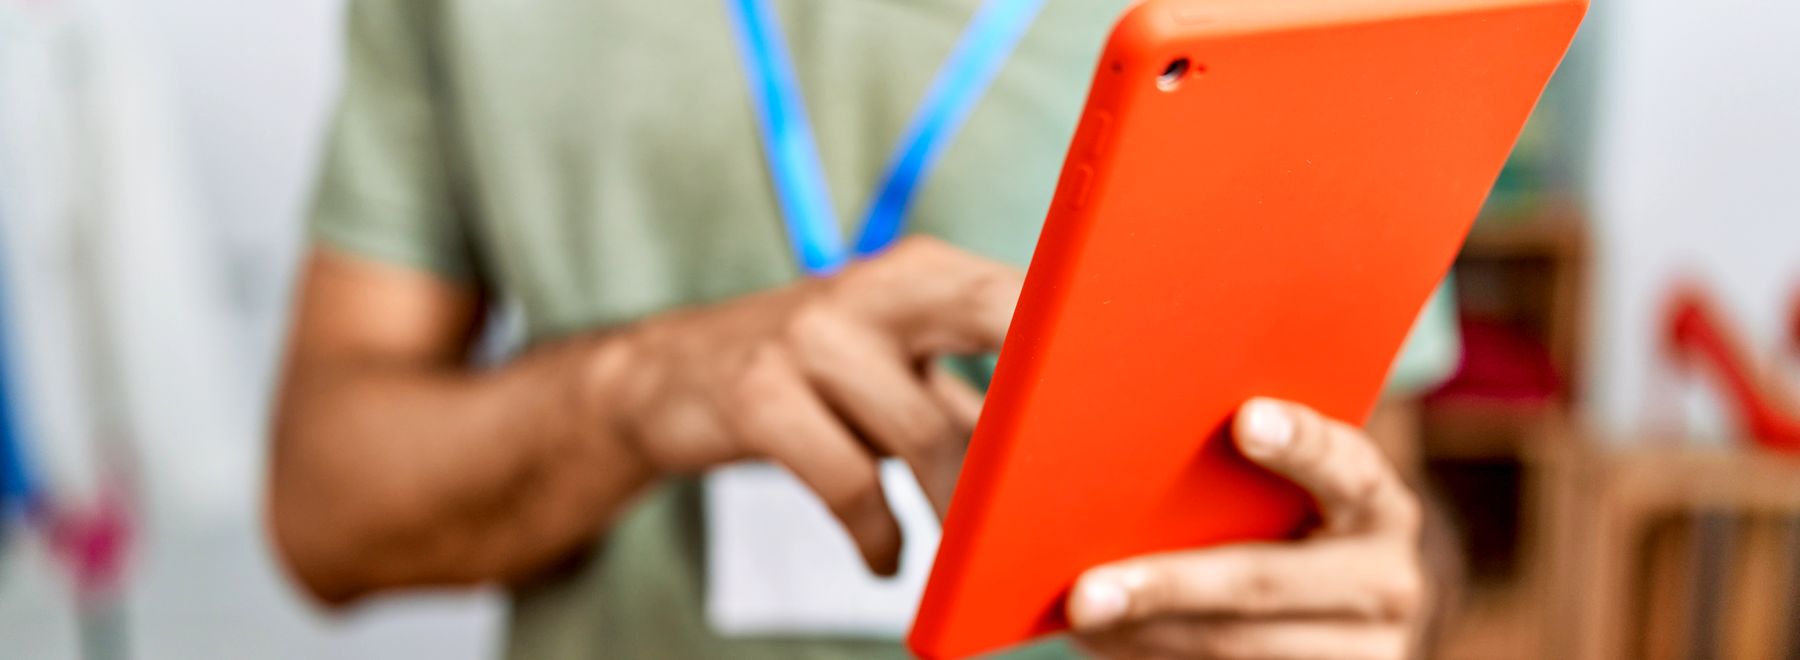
[864,520,905,578]
[1067,567,1140,630]
[845,499,905,577]
[858,538,902,578]
[867,549,901,578]
[1068,579,1128,631]
[1236,398,1296,460]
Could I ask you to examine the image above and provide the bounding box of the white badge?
[703,460,941,638]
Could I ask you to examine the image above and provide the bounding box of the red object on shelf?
[1426,314,1564,407]
[1663,287,1800,452]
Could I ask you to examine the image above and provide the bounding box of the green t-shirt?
[309,1,1458,658]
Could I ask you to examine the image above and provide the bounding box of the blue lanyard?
[723,0,1044,275]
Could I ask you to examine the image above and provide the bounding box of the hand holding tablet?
[910,0,1588,656]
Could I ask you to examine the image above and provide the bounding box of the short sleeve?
[308,0,477,282]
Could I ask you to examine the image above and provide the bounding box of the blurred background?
[1,0,1796,658]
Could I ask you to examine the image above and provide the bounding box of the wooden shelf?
[1465,202,1588,259]
[1542,443,1800,660]
[1422,206,1592,657]
[1421,399,1565,460]
[1441,581,1548,660]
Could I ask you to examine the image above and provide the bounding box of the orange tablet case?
[909,0,1586,657]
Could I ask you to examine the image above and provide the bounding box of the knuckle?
[888,429,940,463]
[1387,484,1425,534]
[835,258,901,299]
[961,267,1022,315]
[1225,563,1285,612]
[1343,463,1386,509]
[1284,400,1327,435]
[890,407,958,457]
[1371,569,1426,621]
[728,345,792,423]
[1284,409,1333,464]
[1322,427,1412,528]
[1289,429,1337,480]
[782,300,839,349]
[826,262,871,296]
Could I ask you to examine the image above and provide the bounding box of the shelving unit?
[1424,204,1591,658]
[1544,444,1800,660]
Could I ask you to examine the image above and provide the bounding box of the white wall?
[1587,0,1800,438]
[136,0,339,366]
[12,1,503,659]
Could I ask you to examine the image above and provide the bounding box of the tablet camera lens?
[1157,58,1191,91]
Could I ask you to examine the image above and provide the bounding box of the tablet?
[909,0,1587,657]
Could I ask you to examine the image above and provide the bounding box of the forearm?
[269,334,653,604]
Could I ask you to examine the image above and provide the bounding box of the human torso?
[422,1,1129,657]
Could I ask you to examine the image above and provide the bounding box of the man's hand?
[271,237,1020,603]
[1067,398,1429,660]
[607,236,1021,575]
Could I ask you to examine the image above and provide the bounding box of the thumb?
[1232,398,1420,535]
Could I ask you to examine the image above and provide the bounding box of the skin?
[269,236,1437,658]
[1067,399,1431,659]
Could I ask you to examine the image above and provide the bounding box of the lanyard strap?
[724,0,1044,275]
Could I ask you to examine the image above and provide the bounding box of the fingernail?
[1242,400,1295,457]
[1071,573,1130,628]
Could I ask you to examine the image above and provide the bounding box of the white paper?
[704,460,941,638]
